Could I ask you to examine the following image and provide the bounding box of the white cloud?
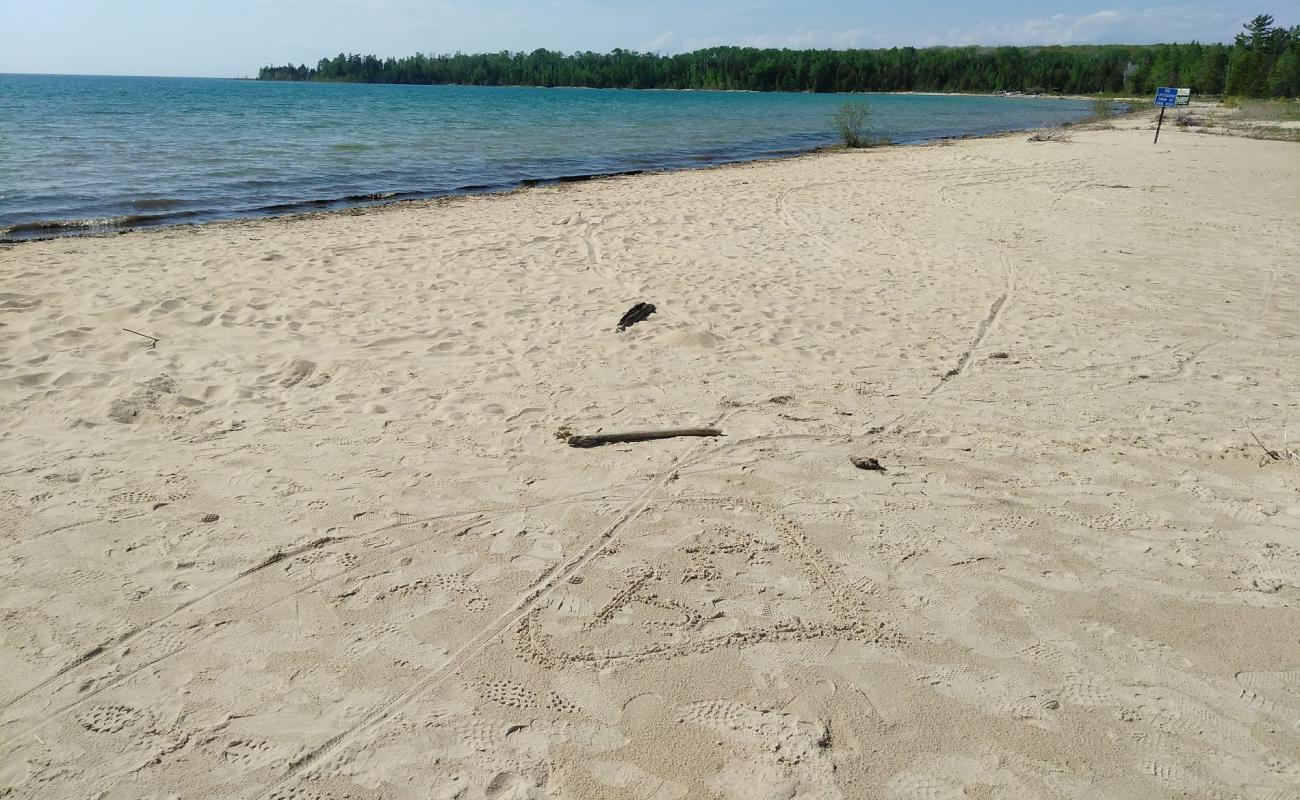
[641,30,678,53]
[932,5,1244,47]
[672,27,877,52]
[738,27,871,49]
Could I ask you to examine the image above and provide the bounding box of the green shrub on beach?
[834,100,882,148]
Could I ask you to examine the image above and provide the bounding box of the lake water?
[0,74,1095,240]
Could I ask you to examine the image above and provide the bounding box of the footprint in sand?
[76,703,153,735]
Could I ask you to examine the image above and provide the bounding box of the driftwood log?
[567,428,723,449]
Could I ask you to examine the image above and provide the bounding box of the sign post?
[1154,87,1178,143]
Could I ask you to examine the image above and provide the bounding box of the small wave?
[2,216,135,235]
[558,169,646,183]
[129,197,187,211]
[341,191,399,202]
[330,143,375,152]
[1,210,202,239]
[253,191,407,214]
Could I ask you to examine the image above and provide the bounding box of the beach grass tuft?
[834,100,887,149]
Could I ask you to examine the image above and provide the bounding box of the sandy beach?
[2,111,1299,799]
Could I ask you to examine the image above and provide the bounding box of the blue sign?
[1155,87,1178,108]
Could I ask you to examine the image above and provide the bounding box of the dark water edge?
[1,126,1038,244]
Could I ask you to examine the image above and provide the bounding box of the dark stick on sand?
[1248,430,1282,461]
[567,428,723,448]
[616,302,656,332]
[122,328,160,348]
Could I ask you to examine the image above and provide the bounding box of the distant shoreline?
[5,71,1126,103]
[249,77,1112,102]
[257,39,1260,96]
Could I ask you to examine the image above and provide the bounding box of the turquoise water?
[0,75,1094,239]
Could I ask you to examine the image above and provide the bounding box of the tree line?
[258,15,1299,97]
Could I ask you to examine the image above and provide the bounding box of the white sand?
[2,113,1299,799]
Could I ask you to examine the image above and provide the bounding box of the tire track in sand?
[0,489,633,749]
[775,176,1016,435]
[251,429,825,799]
[934,250,1015,390]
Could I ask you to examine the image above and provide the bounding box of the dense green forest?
[259,14,1299,97]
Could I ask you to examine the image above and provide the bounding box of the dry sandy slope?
[1,115,1299,799]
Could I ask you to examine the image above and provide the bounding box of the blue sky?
[1,1,1291,77]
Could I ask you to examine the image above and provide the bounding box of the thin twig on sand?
[121,328,160,349]
[1248,429,1282,462]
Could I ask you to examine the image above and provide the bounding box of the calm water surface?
[0,75,1095,239]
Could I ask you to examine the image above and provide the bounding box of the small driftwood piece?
[122,328,159,349]
[850,456,886,471]
[616,302,656,332]
[567,428,722,449]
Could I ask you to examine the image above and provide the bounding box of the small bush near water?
[1090,97,1117,120]
[834,100,885,148]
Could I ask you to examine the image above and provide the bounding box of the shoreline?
[251,77,1109,101]
[2,111,1106,246]
[5,72,1143,102]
